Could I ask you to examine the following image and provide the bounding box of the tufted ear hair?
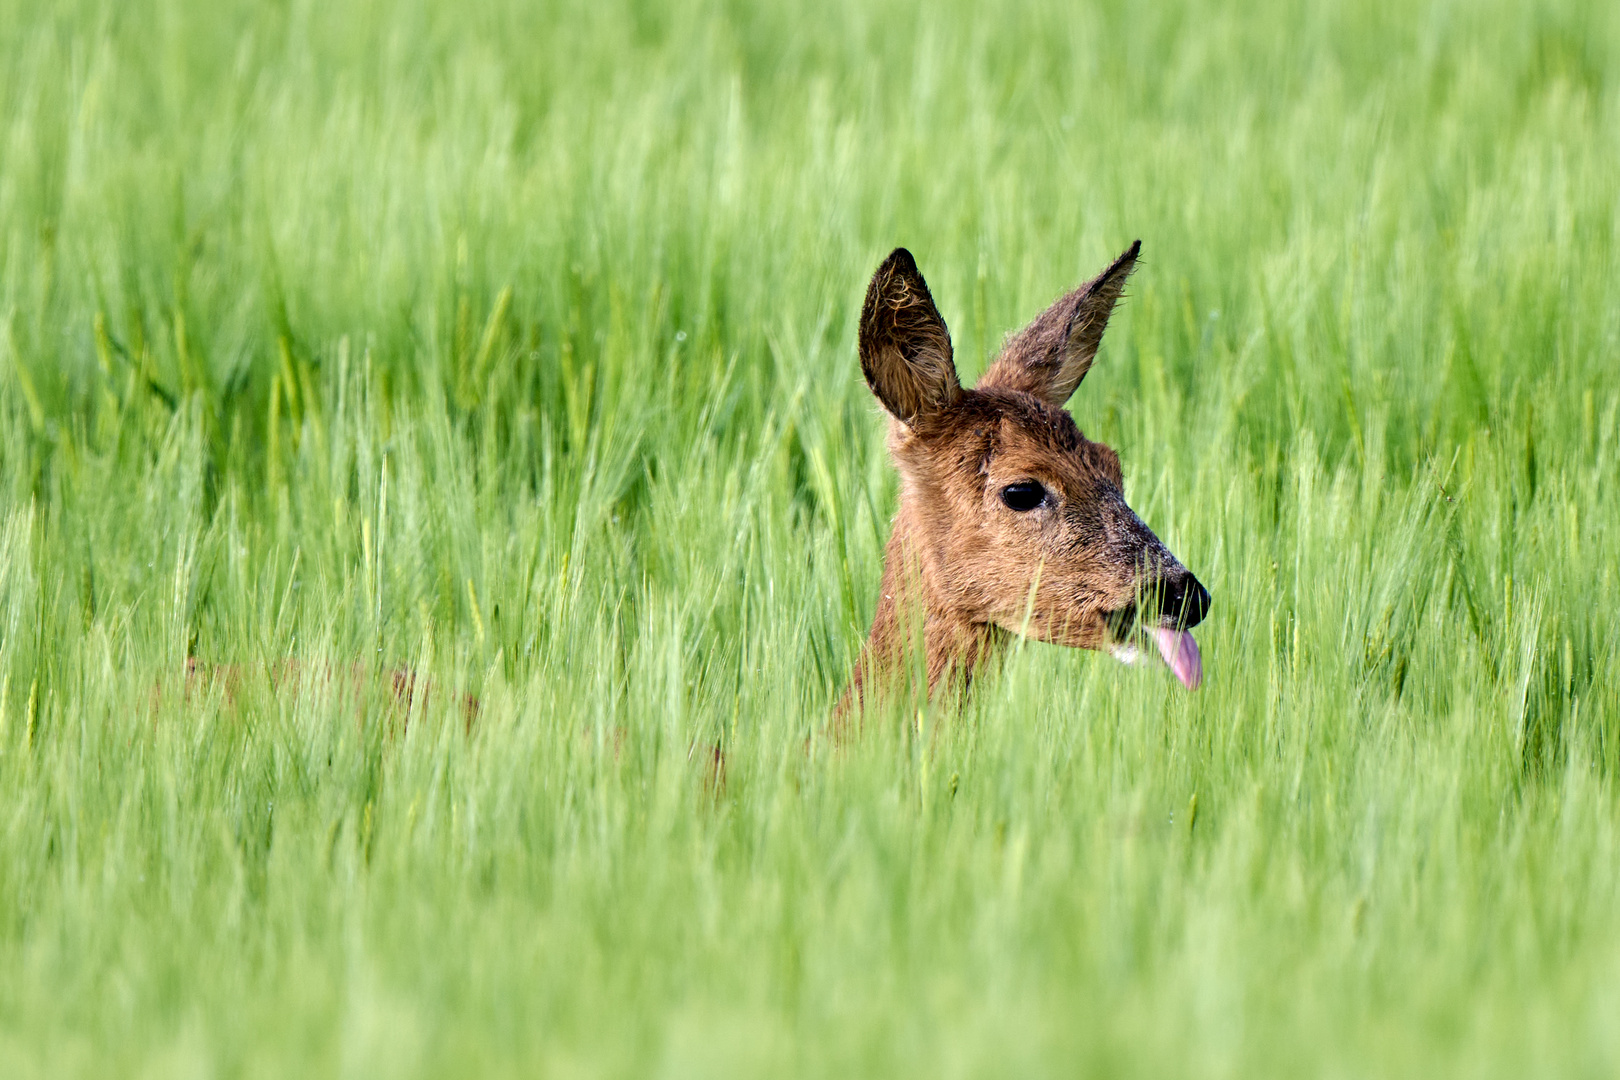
[858,248,961,426]
[978,240,1140,406]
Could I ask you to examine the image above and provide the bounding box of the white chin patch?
[1108,642,1142,665]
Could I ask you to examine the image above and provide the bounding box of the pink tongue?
[1149,627,1203,690]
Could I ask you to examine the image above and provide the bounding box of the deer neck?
[844,516,1009,712]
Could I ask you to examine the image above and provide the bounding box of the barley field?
[1,0,1617,1075]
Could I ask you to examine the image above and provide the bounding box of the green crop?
[0,0,1616,1075]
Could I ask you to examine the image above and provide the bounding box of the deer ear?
[979,240,1140,406]
[858,248,961,426]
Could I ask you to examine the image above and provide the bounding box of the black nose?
[1154,573,1210,629]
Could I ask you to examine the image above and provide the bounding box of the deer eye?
[1000,481,1046,512]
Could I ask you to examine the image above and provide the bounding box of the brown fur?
[842,241,1208,719]
[163,657,481,733]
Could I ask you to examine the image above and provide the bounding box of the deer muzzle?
[1105,570,1210,690]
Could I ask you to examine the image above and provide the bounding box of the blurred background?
[0,1,1617,1075]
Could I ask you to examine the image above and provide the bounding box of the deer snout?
[1152,572,1210,630]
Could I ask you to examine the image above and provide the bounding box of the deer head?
[844,241,1209,711]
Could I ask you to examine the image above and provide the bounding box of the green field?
[2,0,1617,1074]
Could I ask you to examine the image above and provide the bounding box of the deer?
[155,657,480,734]
[841,240,1210,717]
